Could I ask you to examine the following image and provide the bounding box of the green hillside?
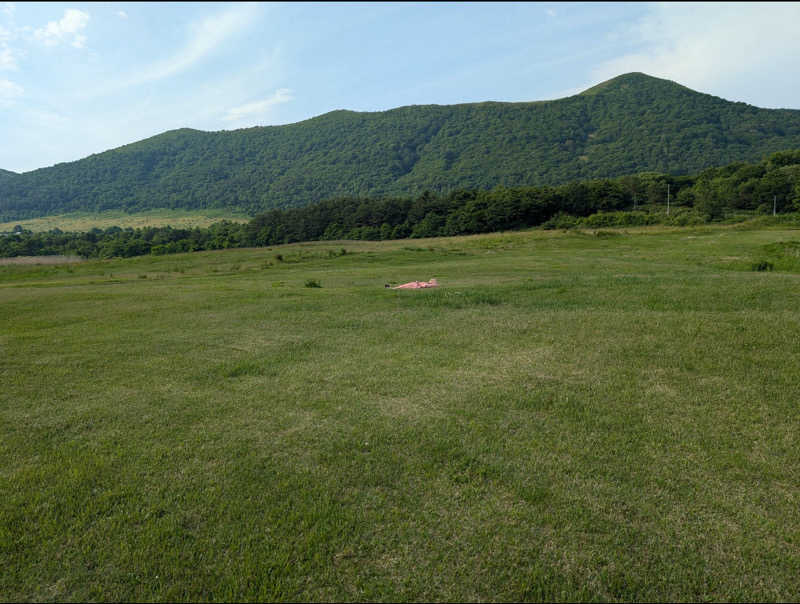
[3,72,800,220]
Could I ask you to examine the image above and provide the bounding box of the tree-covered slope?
[3,72,800,220]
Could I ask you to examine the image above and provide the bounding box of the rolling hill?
[3,72,800,221]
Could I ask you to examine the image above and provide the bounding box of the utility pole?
[773,195,777,216]
[667,183,670,215]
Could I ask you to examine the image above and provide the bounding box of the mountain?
[3,72,800,221]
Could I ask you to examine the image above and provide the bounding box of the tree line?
[2,149,800,259]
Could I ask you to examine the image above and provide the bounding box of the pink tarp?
[390,278,439,290]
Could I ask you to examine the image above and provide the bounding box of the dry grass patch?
[0,209,249,232]
[0,255,83,265]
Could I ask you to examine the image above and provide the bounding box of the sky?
[2,1,800,173]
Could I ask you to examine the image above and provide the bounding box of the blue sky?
[2,1,800,173]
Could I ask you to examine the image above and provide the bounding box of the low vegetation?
[2,225,799,601]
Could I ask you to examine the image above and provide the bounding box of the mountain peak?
[579,72,692,96]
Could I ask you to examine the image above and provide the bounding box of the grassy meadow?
[1,224,799,601]
[0,208,250,233]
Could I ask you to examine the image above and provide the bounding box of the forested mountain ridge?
[3,72,800,221]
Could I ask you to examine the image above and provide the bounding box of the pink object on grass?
[391,278,439,289]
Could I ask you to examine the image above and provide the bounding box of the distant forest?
[3,149,799,259]
[4,73,800,221]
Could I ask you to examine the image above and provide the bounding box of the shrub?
[542,212,578,230]
[664,208,707,226]
[304,278,322,288]
[751,260,774,271]
[579,211,655,228]
[592,230,620,238]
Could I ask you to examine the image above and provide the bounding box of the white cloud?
[116,10,128,19]
[1,3,14,17]
[587,2,800,108]
[0,44,16,69]
[34,8,90,48]
[0,77,22,105]
[125,3,259,86]
[223,88,294,122]
[545,9,556,17]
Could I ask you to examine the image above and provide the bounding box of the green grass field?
[1,225,799,601]
[0,208,250,233]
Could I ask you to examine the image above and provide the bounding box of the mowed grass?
[1,225,799,601]
[0,208,250,232]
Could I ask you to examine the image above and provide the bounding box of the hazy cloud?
[223,88,294,122]
[588,2,800,108]
[0,77,22,105]
[1,3,14,17]
[117,10,128,19]
[0,44,16,69]
[34,8,90,48]
[125,3,259,86]
[0,10,20,71]
[24,107,68,128]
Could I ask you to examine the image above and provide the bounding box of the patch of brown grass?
[0,255,83,265]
